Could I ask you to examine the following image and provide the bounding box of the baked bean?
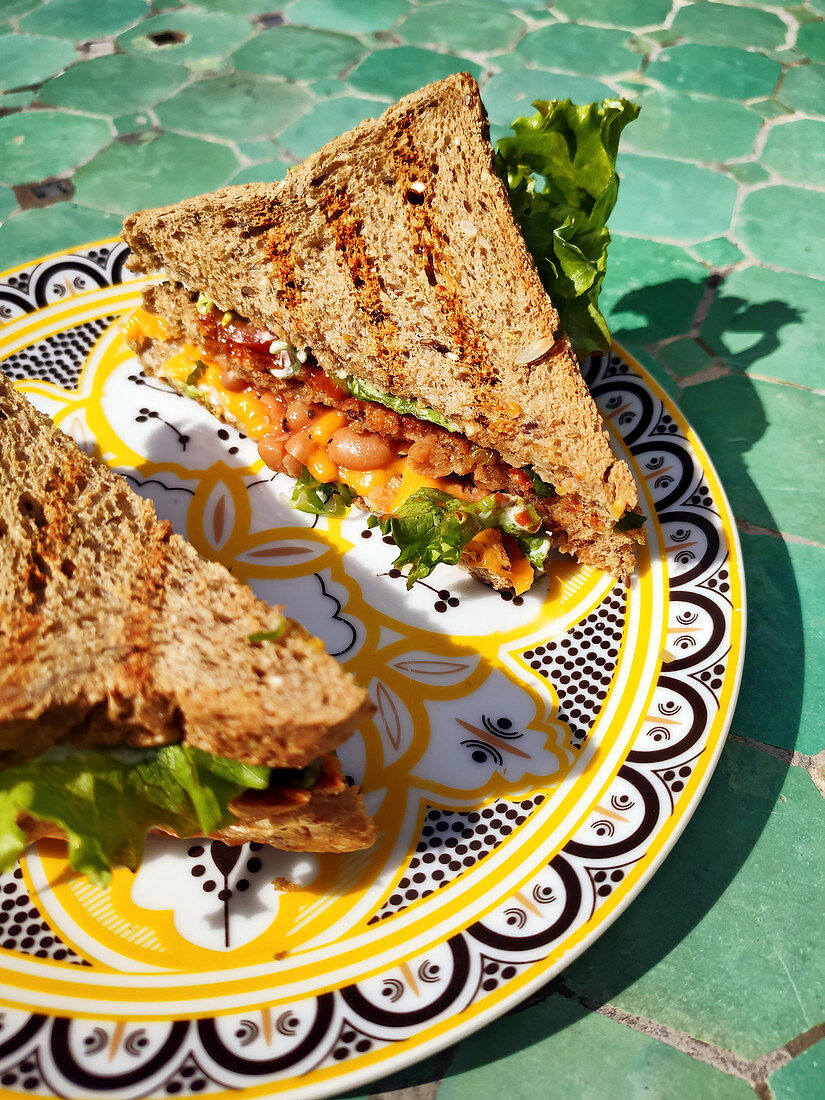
[258,432,288,470]
[286,397,320,430]
[259,390,287,421]
[327,426,395,470]
[282,453,304,478]
[285,429,315,463]
[220,366,248,393]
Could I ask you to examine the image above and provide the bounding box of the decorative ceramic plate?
[0,242,744,1100]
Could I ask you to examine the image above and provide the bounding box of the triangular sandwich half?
[0,371,375,881]
[123,73,643,595]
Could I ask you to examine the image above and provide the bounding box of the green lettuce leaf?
[0,745,270,887]
[379,488,544,587]
[346,376,459,432]
[291,467,355,516]
[497,97,640,358]
[522,465,554,498]
[517,532,553,572]
[614,511,647,532]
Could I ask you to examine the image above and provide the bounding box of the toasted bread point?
[0,371,373,769]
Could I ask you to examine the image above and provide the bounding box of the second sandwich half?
[122,74,644,596]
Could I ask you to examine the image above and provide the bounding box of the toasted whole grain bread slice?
[0,371,373,769]
[122,72,641,577]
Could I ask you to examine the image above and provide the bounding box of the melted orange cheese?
[127,309,537,592]
[125,307,172,344]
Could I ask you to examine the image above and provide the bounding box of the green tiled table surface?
[1,1,823,1097]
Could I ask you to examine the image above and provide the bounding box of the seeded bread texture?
[122,72,641,574]
[0,371,373,768]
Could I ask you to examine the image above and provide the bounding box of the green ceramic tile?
[347,47,482,101]
[397,1,524,53]
[0,204,121,270]
[334,1050,449,1100]
[767,47,803,64]
[638,27,681,46]
[771,1037,825,1098]
[737,185,825,280]
[308,78,350,99]
[516,23,638,75]
[761,119,825,187]
[612,155,738,243]
[701,265,825,389]
[619,78,651,95]
[0,187,16,222]
[483,70,617,132]
[625,91,760,162]
[277,97,380,160]
[0,33,76,92]
[71,132,238,215]
[793,4,823,24]
[779,63,825,115]
[689,237,745,266]
[441,992,752,1100]
[735,533,825,756]
[190,0,277,11]
[724,162,769,184]
[646,44,781,101]
[669,3,787,49]
[0,0,40,17]
[20,0,148,40]
[748,97,792,120]
[236,139,281,161]
[552,0,671,29]
[156,73,312,142]
[287,0,409,33]
[40,55,188,116]
[492,53,532,72]
[0,111,111,186]
[601,236,709,345]
[233,26,366,83]
[229,160,290,184]
[565,741,825,1060]
[616,342,681,401]
[797,20,825,61]
[118,11,254,66]
[0,92,33,109]
[113,113,153,136]
[624,33,660,56]
[680,376,824,544]
[655,337,714,378]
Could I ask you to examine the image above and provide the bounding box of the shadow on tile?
[336,276,814,1094]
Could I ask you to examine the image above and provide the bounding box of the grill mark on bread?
[316,182,403,380]
[251,198,304,326]
[389,116,511,429]
[116,519,174,731]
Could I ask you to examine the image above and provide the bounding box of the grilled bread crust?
[122,73,641,577]
[0,371,373,769]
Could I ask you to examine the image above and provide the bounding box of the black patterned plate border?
[0,243,745,1099]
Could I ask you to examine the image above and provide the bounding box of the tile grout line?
[735,519,825,550]
[728,734,825,798]
[556,977,825,1091]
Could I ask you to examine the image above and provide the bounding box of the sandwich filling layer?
[127,291,642,593]
[0,742,366,886]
